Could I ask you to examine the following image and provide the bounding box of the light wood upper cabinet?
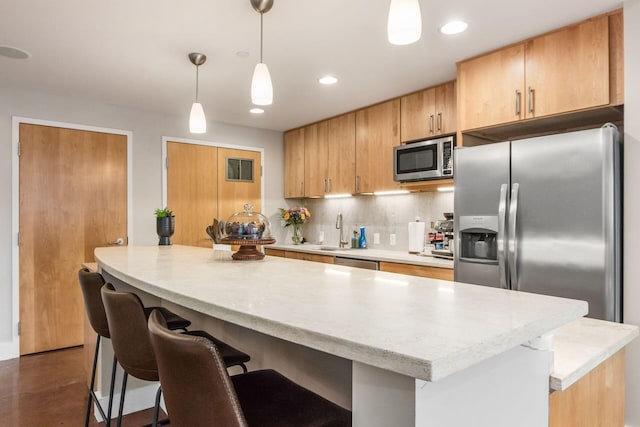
[304,113,356,197]
[525,14,609,119]
[458,14,611,131]
[457,44,526,131]
[355,99,401,193]
[326,113,356,194]
[401,81,457,142]
[284,128,305,198]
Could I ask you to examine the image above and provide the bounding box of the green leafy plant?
[154,207,174,218]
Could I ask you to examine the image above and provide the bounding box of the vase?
[157,216,175,246]
[291,223,303,245]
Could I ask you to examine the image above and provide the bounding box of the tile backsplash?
[278,192,453,251]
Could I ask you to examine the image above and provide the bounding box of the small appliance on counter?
[429,212,454,259]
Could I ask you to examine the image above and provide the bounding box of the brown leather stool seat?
[101,283,251,427]
[78,268,192,427]
[148,310,351,427]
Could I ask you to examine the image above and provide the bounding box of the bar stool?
[101,283,251,427]
[148,309,352,427]
[77,268,192,427]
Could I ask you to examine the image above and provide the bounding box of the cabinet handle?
[300,182,304,196]
[429,114,434,133]
[515,90,521,116]
[356,175,360,192]
[328,178,332,193]
[437,112,442,131]
[528,86,534,114]
[324,178,327,193]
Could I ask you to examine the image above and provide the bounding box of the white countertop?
[550,317,639,391]
[270,243,454,269]
[95,245,587,382]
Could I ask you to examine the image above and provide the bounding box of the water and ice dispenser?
[458,216,499,263]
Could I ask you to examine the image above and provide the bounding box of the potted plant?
[155,207,175,245]
[279,206,311,244]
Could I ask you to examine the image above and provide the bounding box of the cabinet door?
[327,113,356,194]
[435,81,457,135]
[284,128,305,198]
[457,44,525,131]
[400,88,435,142]
[355,99,401,193]
[304,122,328,197]
[525,14,609,119]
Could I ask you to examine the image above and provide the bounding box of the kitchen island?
[95,245,587,427]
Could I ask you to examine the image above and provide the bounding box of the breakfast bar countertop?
[95,245,587,383]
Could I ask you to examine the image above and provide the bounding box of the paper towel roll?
[408,219,426,253]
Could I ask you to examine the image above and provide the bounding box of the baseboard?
[92,383,165,422]
[0,339,19,361]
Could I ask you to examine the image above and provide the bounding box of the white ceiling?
[1,0,623,132]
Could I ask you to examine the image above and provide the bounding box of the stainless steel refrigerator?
[454,124,621,321]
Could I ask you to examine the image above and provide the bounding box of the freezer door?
[510,126,620,321]
[454,142,510,287]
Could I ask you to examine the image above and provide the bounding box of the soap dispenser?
[359,226,367,249]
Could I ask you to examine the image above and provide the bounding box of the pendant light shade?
[250,0,274,106]
[189,102,206,133]
[251,62,273,106]
[188,52,207,133]
[387,0,422,45]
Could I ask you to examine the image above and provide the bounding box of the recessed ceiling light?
[250,108,264,114]
[236,51,250,58]
[0,46,31,59]
[318,75,338,85]
[440,21,468,35]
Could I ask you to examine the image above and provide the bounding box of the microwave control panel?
[442,141,453,175]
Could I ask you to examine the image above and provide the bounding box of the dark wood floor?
[0,346,168,426]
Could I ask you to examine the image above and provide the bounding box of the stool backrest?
[101,283,158,381]
[148,310,247,427]
[78,268,110,338]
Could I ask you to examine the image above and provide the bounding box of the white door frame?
[161,136,265,214]
[5,116,133,361]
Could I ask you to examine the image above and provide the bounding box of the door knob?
[109,238,124,246]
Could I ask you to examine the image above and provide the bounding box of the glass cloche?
[220,204,272,240]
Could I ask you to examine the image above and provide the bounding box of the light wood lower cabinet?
[549,349,625,427]
[379,261,454,281]
[265,248,334,264]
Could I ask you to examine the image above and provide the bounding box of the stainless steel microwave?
[393,135,454,182]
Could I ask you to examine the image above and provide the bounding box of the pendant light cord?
[195,65,199,103]
[260,12,264,63]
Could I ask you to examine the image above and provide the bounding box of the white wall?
[624,1,640,425]
[0,86,286,352]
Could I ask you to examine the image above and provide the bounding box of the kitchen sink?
[319,246,345,251]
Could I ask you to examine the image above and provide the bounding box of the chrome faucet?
[336,212,349,248]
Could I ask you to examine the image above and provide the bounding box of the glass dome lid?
[221,203,272,240]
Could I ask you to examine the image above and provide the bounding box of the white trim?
[7,116,133,361]
[161,136,265,212]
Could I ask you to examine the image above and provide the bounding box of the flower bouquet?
[280,206,311,244]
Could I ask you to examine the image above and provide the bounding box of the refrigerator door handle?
[498,184,509,289]
[508,183,520,290]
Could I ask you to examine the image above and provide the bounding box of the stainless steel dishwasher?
[334,256,379,270]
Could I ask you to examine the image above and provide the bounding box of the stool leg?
[152,386,162,427]
[116,371,128,427]
[105,354,118,427]
[84,335,101,427]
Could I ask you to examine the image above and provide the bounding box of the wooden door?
[19,124,127,355]
[457,44,525,131]
[166,142,218,248]
[217,148,262,221]
[303,122,328,197]
[525,14,609,119]
[435,81,457,136]
[355,99,401,193]
[326,113,356,195]
[400,87,435,142]
[283,128,305,198]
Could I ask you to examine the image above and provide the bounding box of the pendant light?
[188,52,207,133]
[387,0,422,45]
[250,0,274,106]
